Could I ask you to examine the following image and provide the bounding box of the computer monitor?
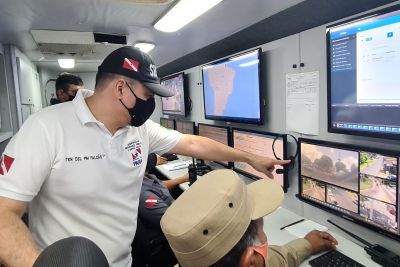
[197,123,231,167]
[175,120,195,135]
[202,49,262,124]
[159,117,175,130]
[232,128,288,191]
[327,6,400,139]
[299,138,400,241]
[160,72,187,117]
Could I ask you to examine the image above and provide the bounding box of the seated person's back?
[132,153,188,267]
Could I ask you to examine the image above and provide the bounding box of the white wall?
[38,68,59,107]
[73,72,96,90]
[152,2,400,252]
[13,47,43,124]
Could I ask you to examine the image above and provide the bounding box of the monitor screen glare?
[198,124,229,166]
[202,49,261,124]
[328,8,400,139]
[233,129,284,187]
[161,73,186,116]
[175,121,194,135]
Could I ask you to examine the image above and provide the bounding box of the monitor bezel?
[232,127,289,192]
[201,48,263,125]
[326,5,400,140]
[160,72,188,117]
[175,120,195,135]
[298,137,400,242]
[197,123,232,168]
[159,117,175,130]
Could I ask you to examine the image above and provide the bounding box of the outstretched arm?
[169,134,290,178]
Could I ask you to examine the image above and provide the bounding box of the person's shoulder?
[28,102,75,125]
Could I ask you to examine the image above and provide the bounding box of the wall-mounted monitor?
[299,138,400,241]
[175,120,195,135]
[160,72,187,117]
[327,6,400,139]
[232,128,288,192]
[160,117,175,130]
[197,123,231,168]
[202,49,262,124]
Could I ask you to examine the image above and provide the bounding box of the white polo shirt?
[0,89,182,267]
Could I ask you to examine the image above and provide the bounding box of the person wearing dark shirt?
[132,153,188,267]
[50,73,83,105]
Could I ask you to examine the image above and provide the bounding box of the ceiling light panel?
[154,0,223,32]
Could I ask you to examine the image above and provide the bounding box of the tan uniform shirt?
[267,239,313,267]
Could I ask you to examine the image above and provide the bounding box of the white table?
[264,207,380,266]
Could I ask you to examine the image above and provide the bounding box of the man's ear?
[239,248,256,267]
[56,89,64,97]
[114,79,125,98]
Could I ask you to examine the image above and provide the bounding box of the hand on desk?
[156,155,168,165]
[180,174,189,183]
[304,230,338,254]
[163,174,189,190]
[248,155,291,179]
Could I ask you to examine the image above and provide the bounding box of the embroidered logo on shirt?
[0,154,15,175]
[125,141,143,167]
[145,195,158,208]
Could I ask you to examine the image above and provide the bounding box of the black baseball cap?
[98,46,173,97]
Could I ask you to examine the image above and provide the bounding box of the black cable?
[272,133,299,174]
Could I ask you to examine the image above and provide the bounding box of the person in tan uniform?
[160,169,338,267]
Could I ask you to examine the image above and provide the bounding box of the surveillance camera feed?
[300,139,399,239]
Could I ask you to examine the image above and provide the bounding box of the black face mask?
[120,82,155,127]
[66,93,77,102]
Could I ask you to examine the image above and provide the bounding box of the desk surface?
[156,157,380,267]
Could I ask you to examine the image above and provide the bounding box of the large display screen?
[232,128,288,191]
[197,123,230,167]
[202,49,262,124]
[160,118,175,130]
[299,138,400,241]
[327,6,400,139]
[161,73,186,117]
[175,120,195,135]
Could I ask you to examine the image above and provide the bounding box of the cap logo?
[122,58,139,72]
[149,64,157,78]
[145,195,158,208]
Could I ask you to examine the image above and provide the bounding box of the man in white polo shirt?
[0,46,289,267]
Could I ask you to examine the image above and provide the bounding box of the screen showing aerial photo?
[301,143,359,191]
[302,177,326,202]
[360,195,397,233]
[327,185,358,213]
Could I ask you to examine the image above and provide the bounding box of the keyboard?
[309,250,365,267]
[161,153,179,161]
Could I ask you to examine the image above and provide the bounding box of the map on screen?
[202,50,261,123]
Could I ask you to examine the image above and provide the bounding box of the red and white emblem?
[145,195,158,208]
[0,154,15,176]
[122,58,139,72]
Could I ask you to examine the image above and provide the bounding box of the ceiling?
[0,0,304,72]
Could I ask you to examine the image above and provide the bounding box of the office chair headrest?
[33,236,109,267]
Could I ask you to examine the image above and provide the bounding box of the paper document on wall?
[285,220,328,238]
[286,71,319,135]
